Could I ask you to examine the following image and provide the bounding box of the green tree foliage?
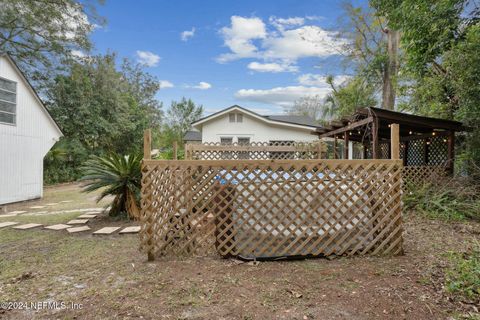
[80,154,142,219]
[286,95,324,122]
[373,0,480,169]
[0,0,105,83]
[321,76,377,121]
[44,53,162,183]
[161,97,203,146]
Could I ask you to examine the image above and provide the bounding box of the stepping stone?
[30,206,46,209]
[60,200,73,203]
[86,211,102,214]
[44,224,71,230]
[119,226,141,234]
[93,227,120,235]
[45,203,59,206]
[13,223,42,230]
[67,219,89,225]
[0,213,18,218]
[8,211,26,214]
[78,214,97,219]
[0,222,19,228]
[67,226,90,233]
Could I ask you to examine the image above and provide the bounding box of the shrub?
[404,176,480,221]
[445,243,480,303]
[80,153,142,220]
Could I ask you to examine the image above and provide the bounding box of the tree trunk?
[382,28,400,110]
[126,190,141,220]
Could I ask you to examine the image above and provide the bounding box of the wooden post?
[333,136,338,159]
[143,129,154,261]
[143,129,152,160]
[363,144,367,159]
[372,117,379,159]
[447,131,455,175]
[317,141,323,159]
[173,141,178,160]
[390,124,400,160]
[344,132,349,159]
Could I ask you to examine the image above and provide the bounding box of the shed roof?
[316,107,466,141]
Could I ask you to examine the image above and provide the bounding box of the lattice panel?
[402,165,447,190]
[140,159,404,260]
[428,136,448,165]
[185,141,326,161]
[379,142,390,159]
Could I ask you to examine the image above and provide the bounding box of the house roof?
[0,53,63,136]
[183,130,202,141]
[192,105,320,130]
[264,115,319,127]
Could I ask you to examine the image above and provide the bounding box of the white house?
[0,54,63,205]
[184,105,320,144]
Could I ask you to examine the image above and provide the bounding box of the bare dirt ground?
[0,184,479,319]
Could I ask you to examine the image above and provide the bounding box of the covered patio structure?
[315,107,467,175]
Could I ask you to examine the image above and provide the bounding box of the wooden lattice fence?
[184,141,326,160]
[140,159,404,260]
[402,165,448,190]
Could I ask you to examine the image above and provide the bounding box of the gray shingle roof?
[264,115,319,127]
[183,130,202,141]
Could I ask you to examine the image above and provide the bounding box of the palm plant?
[80,153,142,220]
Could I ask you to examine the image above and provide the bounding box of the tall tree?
[0,0,104,83]
[164,98,203,143]
[322,76,377,120]
[44,53,162,183]
[286,95,324,122]
[339,1,400,110]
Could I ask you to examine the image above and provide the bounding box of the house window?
[238,137,250,159]
[238,137,250,145]
[229,113,243,123]
[0,77,16,125]
[220,137,233,145]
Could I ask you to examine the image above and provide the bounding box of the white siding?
[0,56,61,205]
[199,112,317,143]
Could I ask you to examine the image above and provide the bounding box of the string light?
[409,131,413,135]
[432,132,436,136]
[443,139,448,143]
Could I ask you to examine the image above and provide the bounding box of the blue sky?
[88,0,366,115]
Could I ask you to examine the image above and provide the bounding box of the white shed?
[0,54,63,205]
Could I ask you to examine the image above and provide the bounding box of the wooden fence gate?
[140,158,404,260]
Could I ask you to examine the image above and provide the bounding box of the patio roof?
[316,107,467,142]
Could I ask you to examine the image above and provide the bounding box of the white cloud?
[235,86,331,107]
[262,26,344,61]
[217,16,346,71]
[247,61,298,73]
[297,74,350,87]
[181,27,195,41]
[135,50,161,67]
[71,50,87,58]
[269,16,305,31]
[159,80,174,89]
[189,81,212,90]
[217,16,267,63]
